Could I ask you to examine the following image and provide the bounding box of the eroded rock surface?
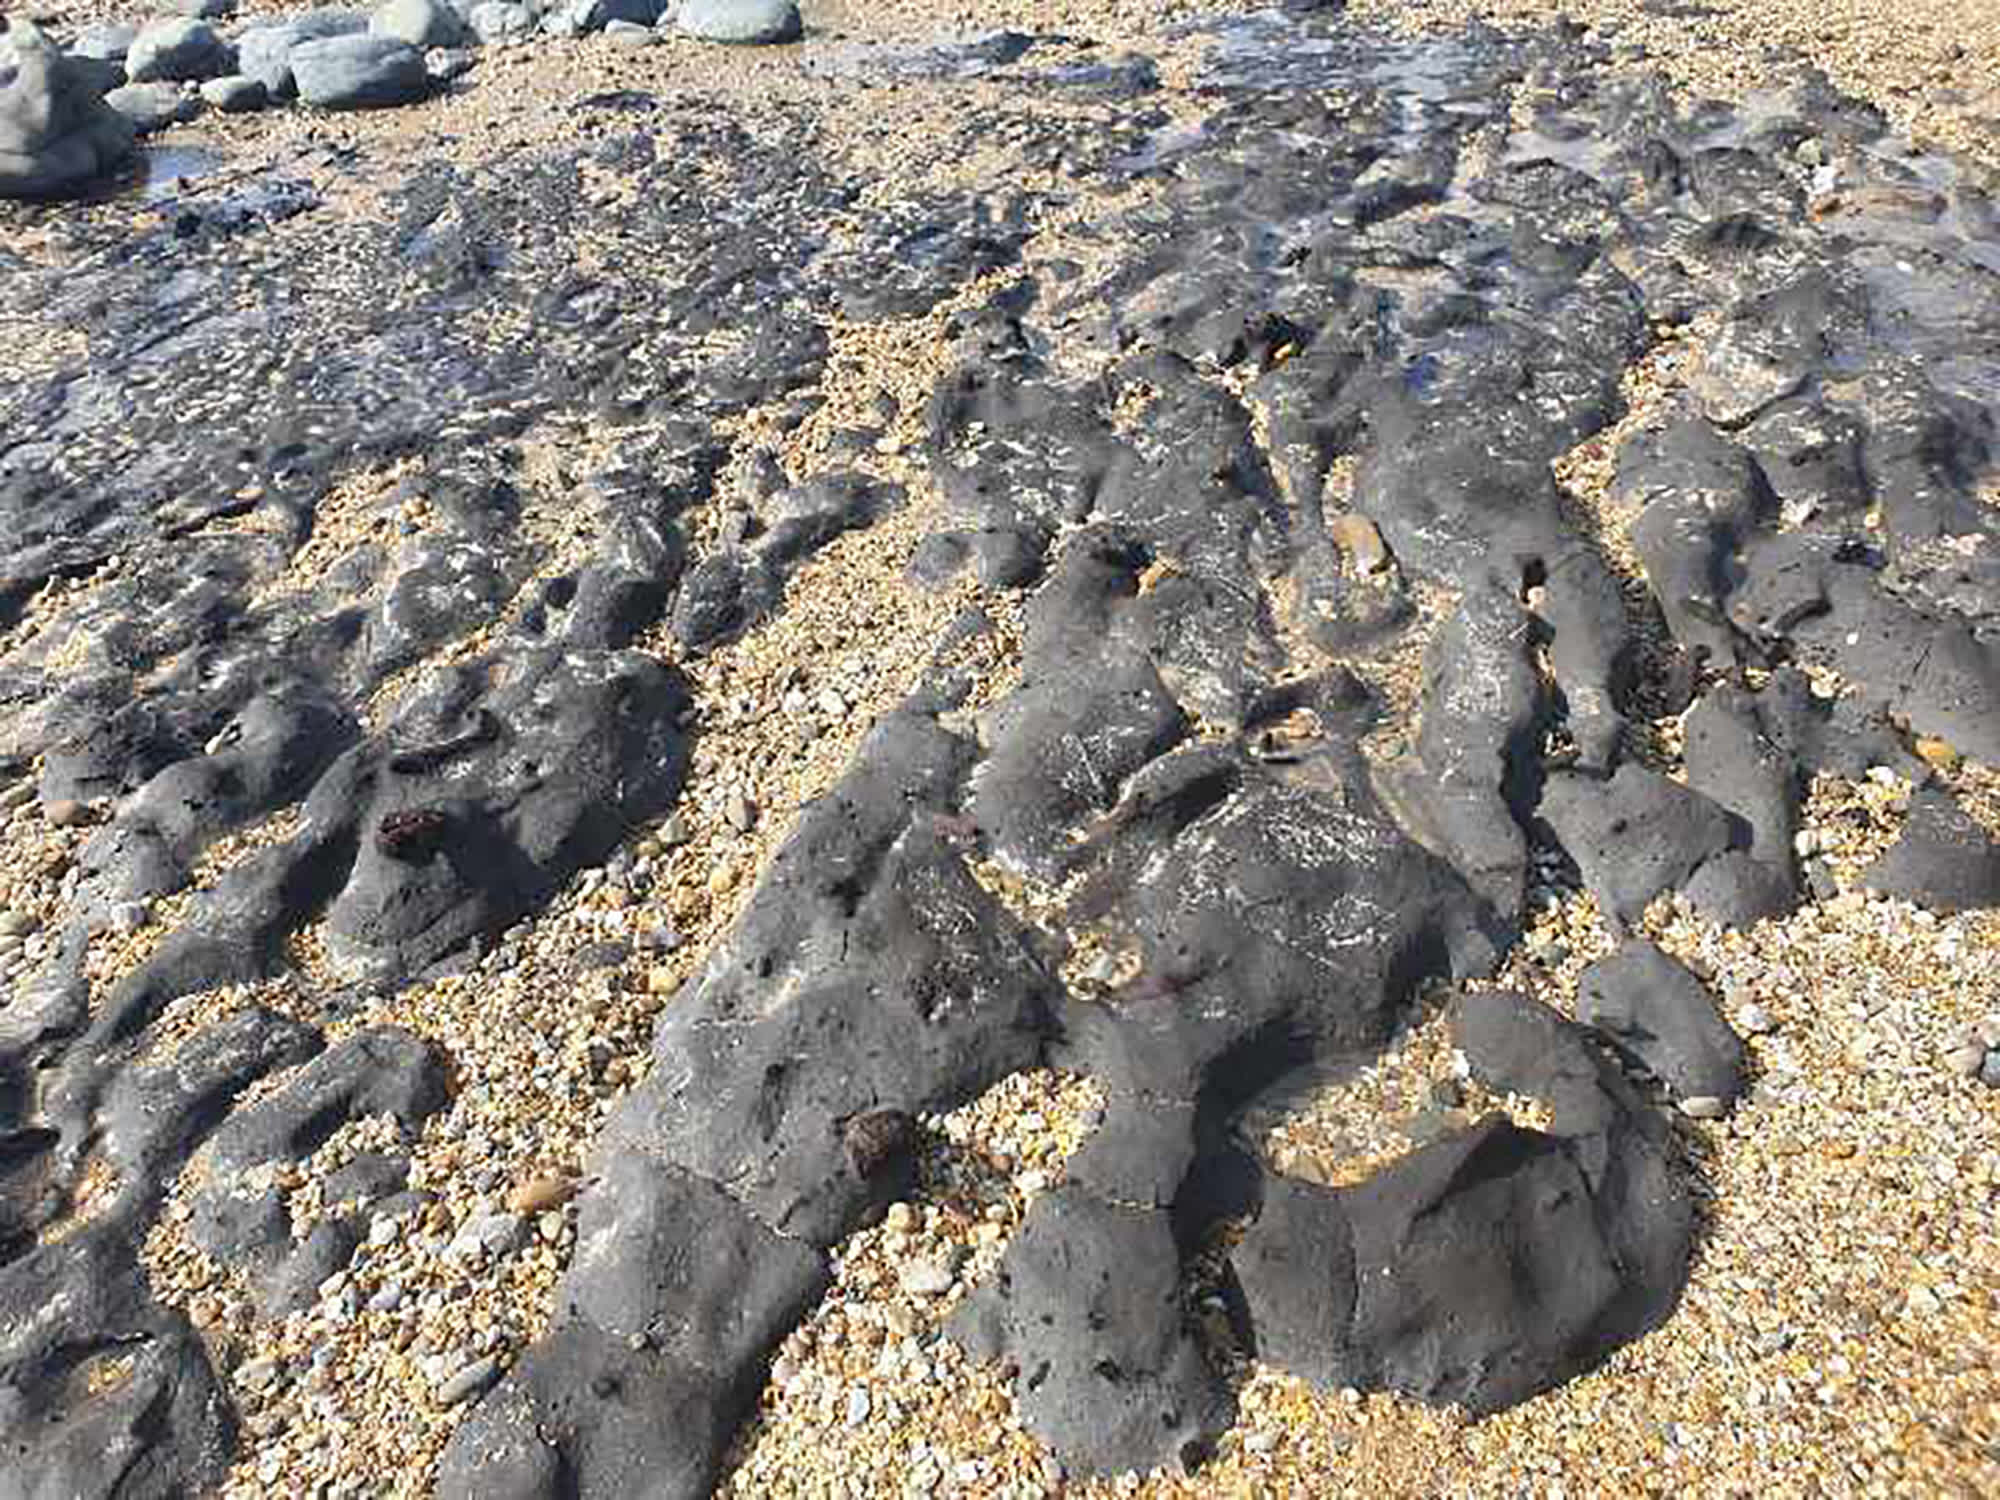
[4,7,2000,1494]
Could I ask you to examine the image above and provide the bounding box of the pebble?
[844,1386,871,1426]
[450,1211,526,1260]
[1735,1003,1775,1035]
[436,1352,501,1406]
[110,900,150,933]
[1946,1042,1986,1079]
[44,798,96,828]
[897,1254,960,1298]
[237,1356,283,1392]
[659,813,691,849]
[725,791,757,832]
[1912,736,1960,770]
[1080,952,1120,986]
[0,781,34,811]
[0,911,35,939]
[707,861,738,895]
[1679,1095,1729,1120]
[505,1172,576,1215]
[1330,512,1390,574]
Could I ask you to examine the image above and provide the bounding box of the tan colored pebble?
[505,1173,577,1215]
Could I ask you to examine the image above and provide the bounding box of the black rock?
[1538,764,1740,931]
[949,1185,1232,1475]
[1576,939,1746,1105]
[1861,787,2000,913]
[207,1026,448,1175]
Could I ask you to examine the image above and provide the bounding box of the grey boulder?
[676,0,801,45]
[0,21,136,200]
[199,74,268,112]
[236,11,369,100]
[124,18,234,83]
[70,24,138,61]
[468,2,535,41]
[372,0,470,49]
[105,80,202,135]
[290,34,430,109]
[543,0,666,35]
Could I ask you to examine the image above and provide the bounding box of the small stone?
[1977,1015,2000,1049]
[1330,512,1390,574]
[1792,828,1821,858]
[436,1352,500,1405]
[1735,1003,1775,1035]
[1946,1042,1986,1079]
[1981,1051,2000,1090]
[505,1173,576,1215]
[844,1385,871,1426]
[367,1281,404,1313]
[707,861,738,895]
[539,1210,566,1241]
[237,1356,282,1392]
[425,47,476,81]
[1428,1076,1465,1109]
[1244,1428,1279,1454]
[883,1202,916,1232]
[817,687,848,717]
[725,792,757,832]
[1679,1095,1729,1120]
[659,813,691,848]
[0,911,36,940]
[897,1253,960,1298]
[44,798,97,828]
[647,966,677,996]
[1913,736,1960,770]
